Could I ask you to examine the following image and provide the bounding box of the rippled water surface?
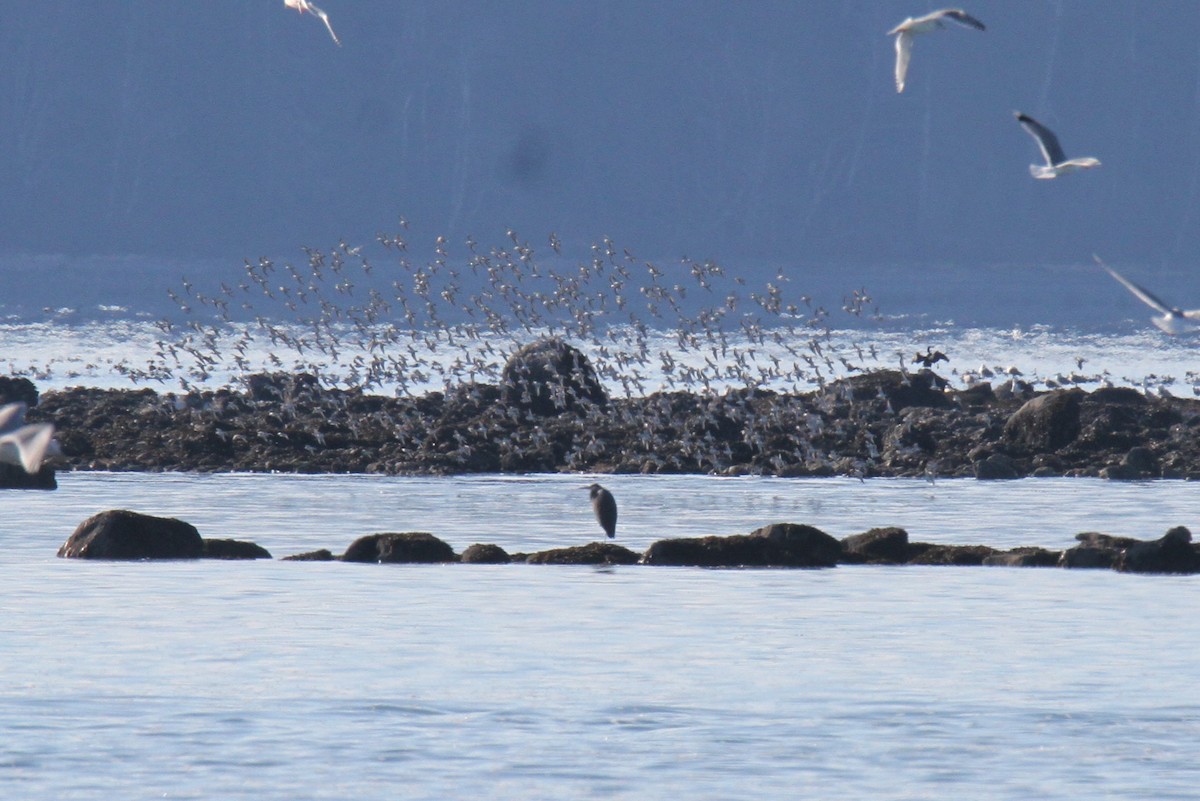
[3,473,1200,800]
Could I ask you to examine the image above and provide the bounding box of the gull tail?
[1029,164,1057,180]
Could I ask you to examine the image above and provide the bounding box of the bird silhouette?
[586,483,617,539]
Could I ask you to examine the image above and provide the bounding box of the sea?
[3,258,1200,799]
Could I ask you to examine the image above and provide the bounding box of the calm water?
[2,472,1200,800]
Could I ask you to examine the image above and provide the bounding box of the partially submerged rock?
[203,538,272,560]
[525,542,638,565]
[1060,527,1200,574]
[841,527,911,564]
[341,532,457,563]
[642,523,841,568]
[0,462,56,490]
[459,543,511,564]
[982,547,1061,567]
[282,548,336,561]
[59,509,205,560]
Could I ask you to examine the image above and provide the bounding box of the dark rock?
[243,372,322,402]
[982,547,1060,567]
[525,542,639,565]
[460,543,511,564]
[832,369,951,411]
[974,452,1021,480]
[499,339,607,415]
[1004,390,1083,452]
[906,544,997,566]
[841,526,910,563]
[643,525,840,568]
[0,376,38,407]
[1058,546,1116,569]
[954,382,996,407]
[1088,386,1147,406]
[342,532,457,563]
[202,538,272,559]
[0,462,57,490]
[282,548,336,561]
[1115,526,1200,574]
[750,522,843,564]
[1074,531,1139,549]
[1098,447,1159,480]
[58,509,205,560]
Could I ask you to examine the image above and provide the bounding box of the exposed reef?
[18,368,1200,480]
[54,509,1200,575]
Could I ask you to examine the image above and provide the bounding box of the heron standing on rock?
[586,483,617,539]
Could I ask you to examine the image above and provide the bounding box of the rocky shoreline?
[7,346,1200,481]
[55,509,1200,575]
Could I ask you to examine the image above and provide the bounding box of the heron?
[1015,112,1100,179]
[585,483,617,539]
[888,9,986,94]
[283,0,341,47]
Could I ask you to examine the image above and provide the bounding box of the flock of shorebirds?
[2,7,1193,492]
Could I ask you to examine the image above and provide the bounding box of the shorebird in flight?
[284,0,341,47]
[1015,113,1100,179]
[888,9,985,94]
[1093,255,1200,335]
[0,402,57,474]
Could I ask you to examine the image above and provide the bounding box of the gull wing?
[893,31,913,93]
[939,9,986,31]
[308,2,342,47]
[0,402,27,434]
[1093,255,1173,316]
[1015,112,1067,167]
[0,422,54,473]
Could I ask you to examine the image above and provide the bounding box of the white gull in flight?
[284,0,341,47]
[1093,255,1200,335]
[0,402,57,474]
[888,9,985,94]
[1015,112,1100,179]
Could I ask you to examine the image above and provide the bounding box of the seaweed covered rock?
[341,532,457,563]
[58,509,204,560]
[459,543,511,564]
[0,462,56,490]
[1004,390,1083,452]
[525,542,639,565]
[203,538,272,559]
[841,527,911,564]
[643,523,840,568]
[982,547,1061,567]
[0,376,38,408]
[1115,526,1200,574]
[500,338,607,415]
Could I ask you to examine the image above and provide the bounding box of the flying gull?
[0,402,58,474]
[888,9,986,94]
[1015,112,1100,179]
[283,0,341,47]
[1093,255,1200,335]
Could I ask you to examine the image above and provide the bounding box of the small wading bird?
[1093,255,1200,335]
[585,483,618,539]
[0,402,57,474]
[888,9,985,93]
[283,0,341,47]
[1015,112,1101,179]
